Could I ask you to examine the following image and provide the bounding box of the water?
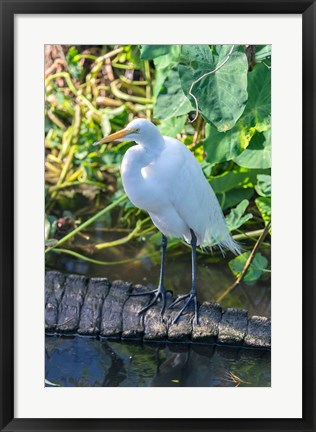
[47,230,271,318]
[46,229,271,387]
[45,336,270,387]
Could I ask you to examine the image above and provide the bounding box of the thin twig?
[51,146,75,200]
[119,75,148,86]
[45,194,127,253]
[224,371,251,387]
[95,47,124,64]
[189,45,235,123]
[216,221,271,303]
[47,109,66,130]
[45,58,67,79]
[45,71,101,118]
[110,80,153,104]
[105,57,115,81]
[232,228,265,242]
[50,247,160,266]
[48,179,106,193]
[144,60,152,120]
[94,218,149,250]
[96,96,122,107]
[45,161,61,175]
[189,116,203,149]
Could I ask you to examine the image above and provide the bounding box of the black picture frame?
[0,1,315,431]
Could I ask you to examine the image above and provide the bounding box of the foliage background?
[45,44,271,286]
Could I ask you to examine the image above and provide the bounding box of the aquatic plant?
[45,44,271,287]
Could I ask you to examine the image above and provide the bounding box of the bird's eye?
[135,128,140,133]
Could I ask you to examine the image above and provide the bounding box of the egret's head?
[94,118,162,147]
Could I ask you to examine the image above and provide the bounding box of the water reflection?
[45,336,271,387]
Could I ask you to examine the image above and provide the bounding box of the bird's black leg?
[169,230,199,325]
[130,234,167,317]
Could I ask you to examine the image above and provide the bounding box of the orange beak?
[93,127,138,146]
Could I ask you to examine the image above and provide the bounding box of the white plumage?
[119,118,240,254]
[95,118,240,322]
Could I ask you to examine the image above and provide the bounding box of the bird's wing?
[158,137,218,244]
[160,137,240,253]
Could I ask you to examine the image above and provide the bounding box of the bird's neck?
[135,129,165,151]
[121,141,163,199]
[122,143,159,178]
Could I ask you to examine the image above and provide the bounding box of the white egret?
[95,118,240,324]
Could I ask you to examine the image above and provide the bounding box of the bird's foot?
[168,292,199,325]
[129,287,166,318]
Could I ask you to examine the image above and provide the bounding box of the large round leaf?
[255,45,271,67]
[153,46,182,97]
[204,123,246,165]
[255,197,271,224]
[179,45,248,131]
[242,62,271,130]
[255,174,271,197]
[210,170,257,193]
[158,115,187,136]
[154,66,192,120]
[229,252,269,283]
[225,200,253,232]
[234,128,271,169]
[140,45,172,60]
[216,188,254,211]
[181,45,214,67]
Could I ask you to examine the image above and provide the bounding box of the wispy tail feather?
[217,234,242,256]
[202,205,242,255]
[202,230,242,255]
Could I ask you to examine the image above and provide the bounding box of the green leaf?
[234,128,271,169]
[78,118,103,147]
[255,45,271,66]
[225,200,253,232]
[210,171,256,194]
[229,251,268,283]
[242,63,271,130]
[179,45,248,131]
[200,160,214,178]
[255,197,271,224]
[45,215,57,240]
[45,239,58,248]
[100,106,128,137]
[154,66,193,120]
[153,46,181,71]
[153,46,182,97]
[75,150,88,160]
[66,46,85,80]
[140,45,172,60]
[219,188,254,211]
[158,115,187,136]
[147,231,162,246]
[204,123,245,165]
[55,92,65,106]
[255,174,271,197]
[125,45,142,68]
[112,189,135,209]
[181,45,214,65]
[45,216,51,240]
